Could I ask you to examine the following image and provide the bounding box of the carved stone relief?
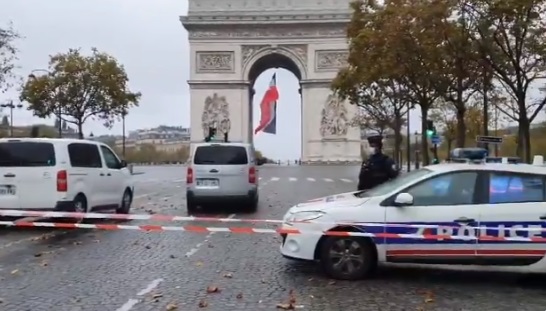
[201,93,231,137]
[315,50,348,71]
[197,52,235,73]
[280,44,307,67]
[320,94,349,138]
[241,45,269,66]
[188,25,346,40]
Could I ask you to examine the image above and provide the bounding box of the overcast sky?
[0,0,540,160]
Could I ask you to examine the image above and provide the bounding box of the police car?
[280,149,546,280]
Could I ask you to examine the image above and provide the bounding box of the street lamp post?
[0,100,23,137]
[414,131,420,169]
[122,110,127,157]
[28,69,62,138]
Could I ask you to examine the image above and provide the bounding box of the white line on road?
[185,213,236,258]
[324,178,333,182]
[289,177,297,181]
[307,177,316,182]
[115,278,164,311]
[271,177,280,181]
[341,178,353,183]
[137,278,164,296]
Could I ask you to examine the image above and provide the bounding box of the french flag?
[254,73,279,135]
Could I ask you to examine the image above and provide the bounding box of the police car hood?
[294,191,369,211]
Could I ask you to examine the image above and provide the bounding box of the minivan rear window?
[0,142,56,167]
[194,145,248,165]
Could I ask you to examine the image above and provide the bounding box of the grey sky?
[1,0,538,160]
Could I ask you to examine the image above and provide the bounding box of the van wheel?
[319,236,376,280]
[186,198,197,214]
[73,195,88,223]
[247,196,258,212]
[116,190,132,214]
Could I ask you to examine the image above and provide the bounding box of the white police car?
[280,155,546,280]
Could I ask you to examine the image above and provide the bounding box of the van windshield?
[0,142,56,167]
[194,145,248,165]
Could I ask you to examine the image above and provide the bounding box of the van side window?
[68,143,102,168]
[489,172,544,203]
[100,146,122,169]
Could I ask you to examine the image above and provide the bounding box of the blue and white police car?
[280,151,546,280]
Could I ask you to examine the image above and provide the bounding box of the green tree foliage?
[1,115,8,127]
[20,48,141,139]
[0,22,20,93]
[335,0,546,163]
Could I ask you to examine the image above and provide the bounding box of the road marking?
[185,213,236,258]
[324,178,333,182]
[289,177,297,181]
[137,278,164,296]
[115,278,164,311]
[307,177,315,182]
[341,178,353,183]
[271,177,280,182]
[172,179,185,183]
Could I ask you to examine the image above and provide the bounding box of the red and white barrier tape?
[0,209,544,232]
[1,220,545,243]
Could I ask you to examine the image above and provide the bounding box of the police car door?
[478,171,546,266]
[384,171,482,265]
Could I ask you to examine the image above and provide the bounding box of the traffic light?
[205,127,216,142]
[426,120,435,137]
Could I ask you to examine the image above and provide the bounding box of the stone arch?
[242,47,307,83]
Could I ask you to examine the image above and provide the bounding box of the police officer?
[357,135,399,191]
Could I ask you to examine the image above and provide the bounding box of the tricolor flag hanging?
[254,73,279,135]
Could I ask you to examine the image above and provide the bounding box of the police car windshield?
[356,168,433,197]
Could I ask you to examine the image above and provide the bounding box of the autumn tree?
[429,104,457,151]
[0,23,20,93]
[20,48,141,139]
[462,0,546,162]
[334,0,448,164]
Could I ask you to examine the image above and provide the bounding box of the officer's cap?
[367,135,383,146]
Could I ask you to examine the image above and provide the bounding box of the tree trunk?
[455,106,466,148]
[519,114,531,163]
[393,113,403,169]
[77,122,84,139]
[447,140,453,154]
[421,106,430,165]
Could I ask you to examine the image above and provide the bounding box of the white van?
[186,142,260,212]
[0,138,134,214]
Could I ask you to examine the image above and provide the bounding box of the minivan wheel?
[72,195,88,223]
[116,190,132,214]
[319,236,376,280]
[246,195,258,212]
[186,198,197,214]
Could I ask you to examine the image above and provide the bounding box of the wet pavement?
[0,165,545,311]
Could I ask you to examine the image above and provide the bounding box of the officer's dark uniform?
[357,136,399,191]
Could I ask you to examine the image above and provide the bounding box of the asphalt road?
[0,165,545,311]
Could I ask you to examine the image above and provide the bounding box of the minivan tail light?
[187,167,193,184]
[249,166,256,184]
[57,170,68,192]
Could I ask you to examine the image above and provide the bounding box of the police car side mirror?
[393,193,413,207]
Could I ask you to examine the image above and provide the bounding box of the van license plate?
[0,186,16,195]
[196,179,218,187]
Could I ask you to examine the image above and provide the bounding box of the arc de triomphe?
[180,0,361,163]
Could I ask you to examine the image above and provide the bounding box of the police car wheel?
[320,236,376,280]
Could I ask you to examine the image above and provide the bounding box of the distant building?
[114,126,191,152]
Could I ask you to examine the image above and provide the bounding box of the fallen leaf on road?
[73,241,82,245]
[288,290,296,304]
[208,244,214,248]
[260,279,267,283]
[152,293,163,299]
[0,298,4,303]
[309,295,314,299]
[198,299,208,308]
[206,286,220,293]
[39,261,48,267]
[10,269,18,275]
[145,245,151,249]
[223,272,233,278]
[236,293,243,299]
[93,240,100,243]
[34,252,43,257]
[195,261,203,267]
[169,255,176,259]
[276,303,295,310]
[328,281,336,285]
[166,303,178,310]
[307,278,313,281]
